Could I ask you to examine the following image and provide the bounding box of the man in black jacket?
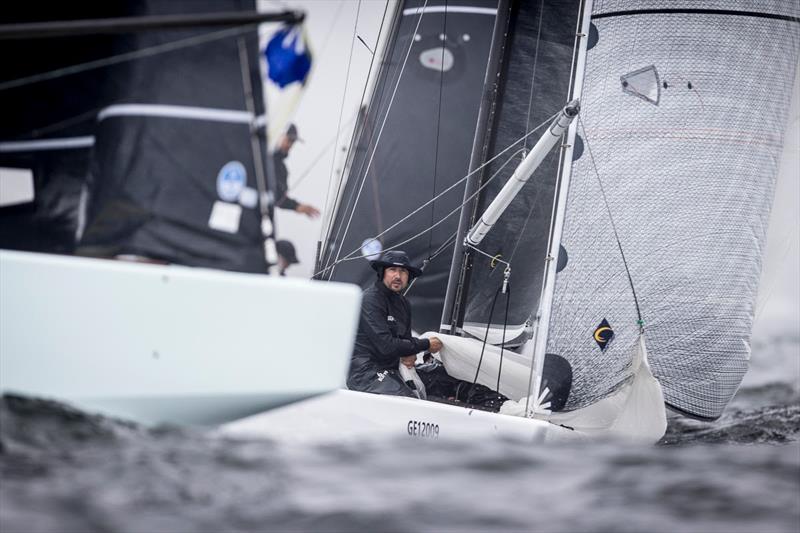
[273,124,320,218]
[347,250,443,397]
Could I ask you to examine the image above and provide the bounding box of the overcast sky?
[259,1,799,338]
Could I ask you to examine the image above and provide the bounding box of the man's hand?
[400,355,416,368]
[428,336,443,353]
[296,204,321,218]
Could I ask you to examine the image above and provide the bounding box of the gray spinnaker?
[546,1,800,419]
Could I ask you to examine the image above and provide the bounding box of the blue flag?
[265,26,312,88]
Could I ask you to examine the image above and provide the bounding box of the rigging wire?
[403,229,458,297]
[497,283,511,392]
[282,110,359,202]
[428,0,448,256]
[522,1,545,153]
[320,0,365,243]
[320,0,392,256]
[315,110,560,278]
[313,143,527,278]
[578,115,644,326]
[328,0,430,277]
[0,24,260,92]
[467,280,511,404]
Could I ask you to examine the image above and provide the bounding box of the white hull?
[221,389,581,444]
[0,250,362,425]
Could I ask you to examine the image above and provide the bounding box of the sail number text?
[407,420,439,439]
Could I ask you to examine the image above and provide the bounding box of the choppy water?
[2,333,798,533]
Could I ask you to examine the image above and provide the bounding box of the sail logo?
[594,319,614,351]
[216,161,247,202]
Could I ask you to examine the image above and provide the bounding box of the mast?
[527,0,593,414]
[439,0,512,334]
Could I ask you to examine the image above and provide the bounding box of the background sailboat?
[0,1,363,425]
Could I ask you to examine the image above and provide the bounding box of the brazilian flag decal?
[594,319,614,351]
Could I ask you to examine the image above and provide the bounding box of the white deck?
[0,250,361,425]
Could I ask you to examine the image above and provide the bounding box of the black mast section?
[439,0,513,334]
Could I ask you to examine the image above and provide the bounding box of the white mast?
[527,0,594,416]
[465,100,580,247]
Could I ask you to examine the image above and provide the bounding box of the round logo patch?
[216,161,247,202]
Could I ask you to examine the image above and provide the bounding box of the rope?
[470,285,501,393]
[497,282,511,392]
[403,230,458,296]
[579,115,644,328]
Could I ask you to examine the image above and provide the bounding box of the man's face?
[279,135,296,153]
[382,266,409,293]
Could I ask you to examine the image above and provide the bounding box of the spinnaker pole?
[465,100,580,247]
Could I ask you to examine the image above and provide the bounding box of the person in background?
[275,239,299,276]
[347,250,444,397]
[273,124,320,218]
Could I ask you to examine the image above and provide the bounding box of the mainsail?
[319,0,497,332]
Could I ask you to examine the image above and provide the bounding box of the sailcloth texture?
[546,0,800,419]
[544,336,667,443]
[427,333,666,442]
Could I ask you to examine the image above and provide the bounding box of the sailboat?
[223,0,799,444]
[0,1,362,425]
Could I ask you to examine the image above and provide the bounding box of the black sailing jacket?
[348,280,431,383]
[273,149,299,211]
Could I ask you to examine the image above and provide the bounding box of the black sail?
[459,0,582,342]
[320,0,497,333]
[77,0,270,273]
[1,1,273,273]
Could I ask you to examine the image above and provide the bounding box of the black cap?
[370,250,422,278]
[276,240,299,264]
[285,123,303,143]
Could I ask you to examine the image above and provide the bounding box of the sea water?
[1,332,798,533]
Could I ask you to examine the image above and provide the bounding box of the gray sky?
[260,1,799,338]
